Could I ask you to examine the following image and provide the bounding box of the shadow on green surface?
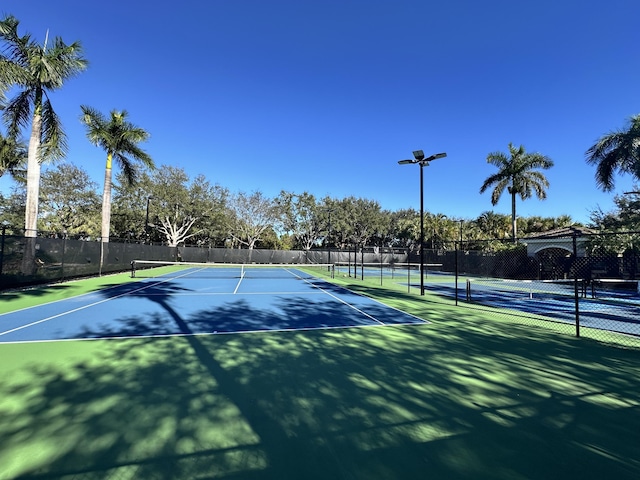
[0,283,75,301]
[1,280,639,479]
[0,273,139,313]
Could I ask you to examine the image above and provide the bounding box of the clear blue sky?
[2,0,639,224]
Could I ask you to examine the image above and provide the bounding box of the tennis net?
[334,262,443,277]
[464,278,578,302]
[465,277,640,302]
[131,260,335,280]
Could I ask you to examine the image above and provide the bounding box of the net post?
[130,260,136,278]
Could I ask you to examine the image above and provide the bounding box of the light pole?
[399,150,447,295]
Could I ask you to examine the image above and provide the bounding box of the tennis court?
[453,277,640,336]
[0,263,426,344]
[1,265,639,480]
[342,266,640,337]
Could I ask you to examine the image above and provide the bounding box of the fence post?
[61,231,67,282]
[455,240,459,306]
[572,232,580,337]
[0,223,6,276]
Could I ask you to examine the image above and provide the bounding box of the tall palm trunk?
[21,109,42,275]
[99,153,113,274]
[101,152,113,243]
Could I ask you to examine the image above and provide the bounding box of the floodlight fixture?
[413,150,425,161]
[420,152,447,165]
[398,159,416,165]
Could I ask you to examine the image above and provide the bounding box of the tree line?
[1,161,579,251]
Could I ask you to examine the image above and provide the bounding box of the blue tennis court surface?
[424,276,640,336]
[0,268,427,343]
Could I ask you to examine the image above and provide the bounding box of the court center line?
[230,267,385,325]
[233,270,246,294]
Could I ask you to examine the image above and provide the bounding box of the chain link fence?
[446,232,638,349]
[332,232,640,349]
[2,229,638,349]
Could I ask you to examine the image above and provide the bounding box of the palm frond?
[490,178,510,205]
[3,89,34,137]
[0,131,27,177]
[80,105,110,147]
[480,171,507,194]
[485,151,508,169]
[117,154,138,185]
[0,16,33,67]
[586,115,640,191]
[44,38,88,88]
[39,99,67,161]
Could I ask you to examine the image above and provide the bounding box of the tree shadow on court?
[69,279,425,340]
[0,283,76,303]
[1,281,640,479]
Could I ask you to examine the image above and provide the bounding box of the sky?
[1,0,639,224]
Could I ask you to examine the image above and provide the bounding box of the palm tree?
[80,106,154,244]
[476,211,511,239]
[585,114,640,191]
[0,131,27,179]
[0,15,87,273]
[480,143,554,241]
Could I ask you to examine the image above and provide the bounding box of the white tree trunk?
[24,114,42,238]
[21,113,43,275]
[101,154,113,243]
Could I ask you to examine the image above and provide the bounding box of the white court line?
[233,270,246,294]
[300,274,429,324]
[134,291,326,296]
[0,319,429,345]
[232,267,314,295]
[294,274,386,326]
[289,267,428,325]
[229,267,384,324]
